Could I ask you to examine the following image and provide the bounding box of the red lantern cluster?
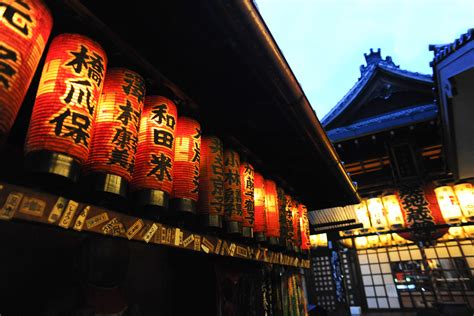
[85,68,144,180]
[223,150,242,230]
[25,33,107,164]
[132,96,177,195]
[264,179,280,239]
[198,136,225,220]
[240,162,255,234]
[0,0,53,144]
[172,117,201,203]
[254,172,266,236]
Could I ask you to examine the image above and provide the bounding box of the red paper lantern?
[171,116,201,214]
[25,33,107,180]
[131,96,177,209]
[240,161,255,238]
[277,187,289,248]
[264,179,280,245]
[292,200,302,251]
[85,68,144,195]
[397,183,448,244]
[223,149,242,234]
[198,136,225,228]
[253,172,266,241]
[0,0,53,144]
[299,204,311,251]
[285,194,295,250]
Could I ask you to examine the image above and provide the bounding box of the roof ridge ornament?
[360,48,399,77]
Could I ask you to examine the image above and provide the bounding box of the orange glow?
[240,162,255,229]
[354,201,371,230]
[223,150,242,223]
[367,197,388,230]
[454,183,474,219]
[25,34,107,164]
[435,185,463,223]
[253,172,266,234]
[299,204,311,250]
[264,179,279,238]
[382,194,405,229]
[0,0,52,144]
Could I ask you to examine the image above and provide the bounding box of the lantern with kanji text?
[253,171,266,242]
[0,0,53,145]
[284,194,295,251]
[299,204,311,251]
[25,34,107,181]
[171,116,201,214]
[454,183,474,220]
[264,179,280,245]
[382,194,405,229]
[223,149,242,234]
[130,96,177,213]
[366,197,388,231]
[277,187,289,249]
[85,68,144,197]
[435,185,463,223]
[240,161,254,238]
[354,201,371,232]
[197,136,224,229]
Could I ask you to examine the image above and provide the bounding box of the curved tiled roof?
[430,28,474,65]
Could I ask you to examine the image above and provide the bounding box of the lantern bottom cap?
[242,226,254,238]
[267,236,279,246]
[25,150,80,182]
[199,214,223,230]
[170,198,196,215]
[133,188,169,210]
[85,172,129,198]
[254,232,267,243]
[225,220,242,235]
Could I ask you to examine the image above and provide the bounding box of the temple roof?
[326,103,437,142]
[322,49,433,128]
[430,28,474,65]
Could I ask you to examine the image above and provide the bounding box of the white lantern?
[435,186,463,223]
[354,201,371,231]
[382,194,405,229]
[454,183,474,220]
[355,236,368,249]
[367,197,388,230]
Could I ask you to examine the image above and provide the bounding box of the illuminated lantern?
[284,194,295,250]
[367,197,388,231]
[240,161,254,237]
[85,68,144,197]
[382,194,405,229]
[171,117,201,214]
[299,204,311,251]
[197,136,224,229]
[339,230,354,248]
[391,233,407,245]
[223,149,242,234]
[448,226,464,239]
[368,234,379,248]
[131,96,177,211]
[292,201,302,252]
[264,179,280,245]
[354,236,368,249]
[379,233,391,246]
[253,172,266,242]
[354,201,371,231]
[310,234,327,248]
[0,0,53,145]
[277,187,289,248]
[435,185,463,223]
[463,225,474,238]
[25,34,107,181]
[309,235,318,248]
[454,183,474,220]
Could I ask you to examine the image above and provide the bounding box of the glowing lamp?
[448,226,464,239]
[463,225,474,238]
[367,197,388,231]
[454,183,474,220]
[239,161,254,237]
[435,185,462,223]
[292,201,302,252]
[339,230,354,248]
[131,96,177,212]
[171,116,201,214]
[0,0,53,145]
[310,234,327,248]
[197,136,224,229]
[264,179,280,245]
[84,68,144,197]
[309,235,318,248]
[253,172,266,242]
[368,234,379,248]
[391,233,407,245]
[223,150,242,234]
[299,204,311,251]
[284,194,295,251]
[277,187,289,248]
[25,34,107,181]
[382,194,405,229]
[354,201,371,231]
[354,236,368,249]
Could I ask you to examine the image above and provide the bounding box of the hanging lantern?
[264,179,280,245]
[382,194,405,229]
[253,172,266,242]
[240,161,254,237]
[0,0,53,145]
[448,226,464,239]
[310,234,327,248]
[299,204,311,251]
[354,201,371,231]
[84,68,144,197]
[339,230,354,248]
[197,136,224,229]
[171,117,201,214]
[277,187,289,248]
[435,185,463,223]
[292,201,302,252]
[454,183,474,220]
[367,233,379,248]
[463,225,474,238]
[223,149,242,234]
[354,236,368,249]
[379,233,391,247]
[367,197,388,231]
[25,34,107,181]
[284,194,295,251]
[391,233,407,245]
[309,235,318,248]
[131,96,177,212]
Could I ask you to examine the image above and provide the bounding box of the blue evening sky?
[256,0,474,120]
